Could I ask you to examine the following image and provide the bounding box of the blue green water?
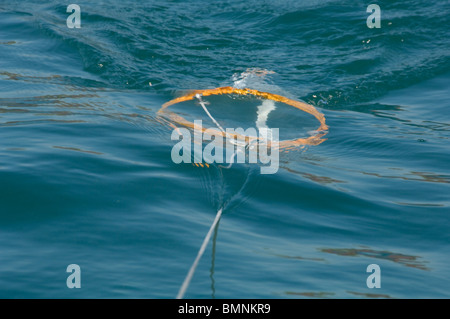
[0,0,449,298]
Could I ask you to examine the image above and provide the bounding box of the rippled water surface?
[0,0,449,298]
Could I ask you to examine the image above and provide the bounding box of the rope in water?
[195,93,227,134]
[176,207,223,299]
[177,95,230,299]
[195,93,247,170]
[177,94,253,299]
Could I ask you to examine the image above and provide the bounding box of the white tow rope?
[176,94,227,299]
[196,93,227,134]
[176,207,223,299]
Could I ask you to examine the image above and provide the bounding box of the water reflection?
[361,170,450,184]
[275,254,325,262]
[320,247,429,271]
[346,291,393,299]
[274,246,429,271]
[52,146,103,155]
[280,165,346,186]
[285,290,394,299]
[285,291,335,298]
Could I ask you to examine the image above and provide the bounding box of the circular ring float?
[158,86,328,149]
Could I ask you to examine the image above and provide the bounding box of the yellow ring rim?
[158,86,328,149]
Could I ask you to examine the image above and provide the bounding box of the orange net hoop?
[158,86,328,149]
